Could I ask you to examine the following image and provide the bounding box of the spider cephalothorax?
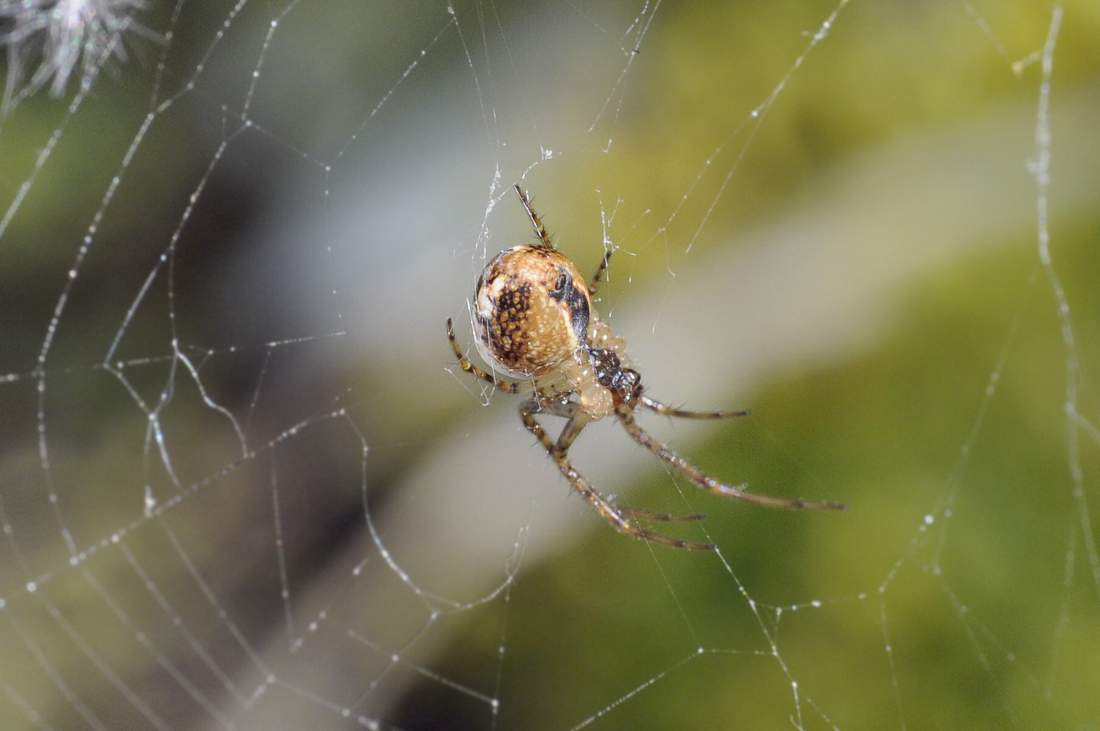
[447,185,844,551]
[588,347,641,407]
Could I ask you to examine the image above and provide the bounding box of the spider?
[446,185,845,551]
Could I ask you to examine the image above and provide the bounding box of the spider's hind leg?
[514,184,553,249]
[589,249,613,298]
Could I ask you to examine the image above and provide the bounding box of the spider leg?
[446,318,524,394]
[553,411,591,454]
[588,249,613,297]
[531,389,579,419]
[619,507,706,523]
[641,395,749,420]
[616,406,846,512]
[554,409,706,523]
[545,403,706,523]
[519,400,715,551]
[513,184,553,249]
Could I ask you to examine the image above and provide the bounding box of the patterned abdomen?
[473,245,591,378]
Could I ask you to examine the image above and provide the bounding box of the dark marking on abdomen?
[565,284,589,341]
[547,268,589,342]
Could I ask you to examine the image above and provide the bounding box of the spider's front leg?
[519,399,715,551]
[616,406,846,512]
[641,395,749,420]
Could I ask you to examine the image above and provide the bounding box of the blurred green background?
[0,1,1098,729]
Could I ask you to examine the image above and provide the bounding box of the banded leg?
[589,249,613,297]
[446,318,524,394]
[619,507,706,523]
[616,406,846,512]
[520,400,715,551]
[513,184,552,249]
[547,403,706,523]
[641,395,749,420]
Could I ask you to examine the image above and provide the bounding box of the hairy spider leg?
[553,411,590,455]
[588,249,613,298]
[616,406,846,512]
[641,395,750,420]
[618,507,706,523]
[531,398,707,525]
[513,184,552,249]
[446,317,524,394]
[520,399,716,551]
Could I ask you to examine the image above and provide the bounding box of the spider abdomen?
[473,244,591,377]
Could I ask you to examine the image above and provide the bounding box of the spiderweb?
[1,1,1098,729]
